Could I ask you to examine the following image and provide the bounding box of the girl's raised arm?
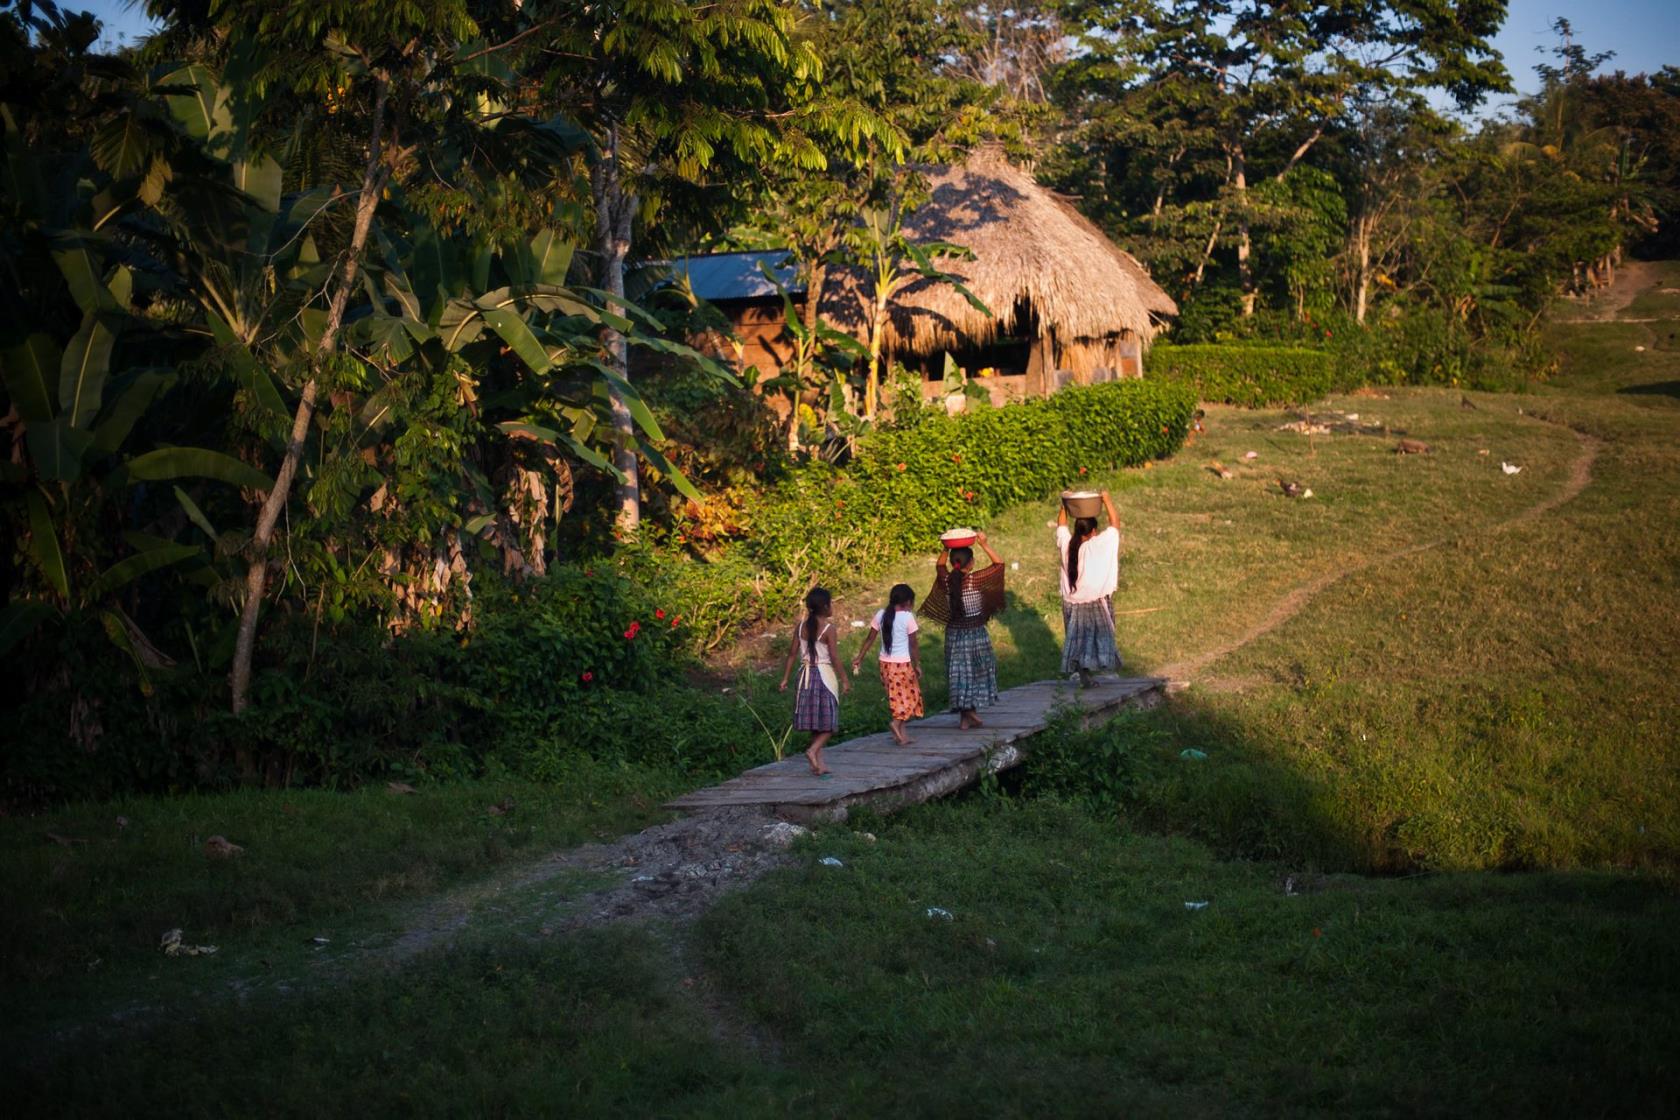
[976,530,1003,568]
[1102,490,1121,529]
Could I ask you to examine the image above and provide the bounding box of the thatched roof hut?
[821,146,1177,397]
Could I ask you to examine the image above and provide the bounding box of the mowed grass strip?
[697,802,1679,1117]
[15,802,1677,1117]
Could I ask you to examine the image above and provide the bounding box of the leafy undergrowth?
[15,803,1677,1116]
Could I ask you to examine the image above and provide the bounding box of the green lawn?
[9,265,1680,1114]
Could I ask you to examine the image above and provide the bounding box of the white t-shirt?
[870,607,921,663]
[1056,525,1121,604]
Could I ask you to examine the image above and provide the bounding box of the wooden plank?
[665,675,1166,817]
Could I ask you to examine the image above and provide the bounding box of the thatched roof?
[820,147,1178,356]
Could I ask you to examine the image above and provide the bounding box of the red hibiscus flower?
[581,671,593,683]
[655,608,666,620]
[896,462,907,471]
[624,621,641,640]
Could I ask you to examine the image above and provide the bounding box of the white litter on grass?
[1635,345,1646,352]
[761,821,810,849]
[1011,561,1020,571]
[160,929,218,957]
[1301,489,1315,499]
[819,856,845,867]
[1184,901,1210,911]
[850,620,866,629]
[1346,413,1359,420]
[1243,451,1258,460]
[1502,462,1523,475]
[925,907,954,920]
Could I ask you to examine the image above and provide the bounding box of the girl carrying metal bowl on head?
[1056,490,1122,687]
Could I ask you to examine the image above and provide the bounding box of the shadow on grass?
[1618,379,1680,400]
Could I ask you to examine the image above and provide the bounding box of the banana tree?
[846,202,990,419]
[0,213,273,677]
[755,260,868,453]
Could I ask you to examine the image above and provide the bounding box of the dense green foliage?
[1145,343,1343,406]
[746,378,1196,601]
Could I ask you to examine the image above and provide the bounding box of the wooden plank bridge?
[667,676,1167,822]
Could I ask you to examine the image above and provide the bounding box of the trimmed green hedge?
[743,378,1197,603]
[1147,343,1349,406]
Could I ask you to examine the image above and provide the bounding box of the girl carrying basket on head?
[851,583,923,746]
[1057,490,1123,687]
[921,531,1006,730]
[779,587,850,776]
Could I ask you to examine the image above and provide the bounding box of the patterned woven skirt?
[793,664,839,733]
[879,660,925,722]
[944,626,998,713]
[1061,600,1121,675]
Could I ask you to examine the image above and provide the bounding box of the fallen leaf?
[488,798,515,816]
[386,781,418,795]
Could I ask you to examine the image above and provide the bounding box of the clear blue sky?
[79,0,1680,105]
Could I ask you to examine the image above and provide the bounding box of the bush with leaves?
[1144,343,1351,406]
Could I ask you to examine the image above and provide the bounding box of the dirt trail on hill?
[1164,259,1673,687]
[1160,425,1599,684]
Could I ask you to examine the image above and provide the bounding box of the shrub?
[740,378,1197,607]
[1146,343,1349,406]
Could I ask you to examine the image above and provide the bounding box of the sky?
[77,0,1680,112]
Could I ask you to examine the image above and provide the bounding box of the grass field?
[8,264,1680,1114]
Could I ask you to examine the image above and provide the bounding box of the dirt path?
[1160,424,1599,684]
[1551,259,1661,322]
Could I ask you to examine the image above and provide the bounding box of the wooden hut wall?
[688,299,793,382]
[1055,331,1144,381]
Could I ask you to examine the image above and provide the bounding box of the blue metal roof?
[667,250,802,301]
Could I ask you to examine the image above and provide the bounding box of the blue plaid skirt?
[793,665,839,733]
[944,626,998,712]
[1062,600,1120,674]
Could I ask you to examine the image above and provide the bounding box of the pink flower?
[581,671,593,683]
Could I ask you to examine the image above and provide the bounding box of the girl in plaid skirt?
[779,587,849,776]
[920,532,1006,730]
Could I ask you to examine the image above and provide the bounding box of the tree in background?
[1051,0,1506,321]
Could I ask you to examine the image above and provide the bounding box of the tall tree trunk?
[229,77,390,715]
[590,122,640,535]
[1353,215,1372,325]
[865,292,885,419]
[1233,143,1255,317]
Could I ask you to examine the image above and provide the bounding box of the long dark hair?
[947,546,974,622]
[1067,516,1098,590]
[803,587,832,660]
[881,583,915,655]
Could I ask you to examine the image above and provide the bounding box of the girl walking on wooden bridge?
[851,583,925,746]
[779,587,850,776]
[1056,490,1123,688]
[922,530,1006,730]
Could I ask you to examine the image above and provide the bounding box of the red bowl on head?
[940,528,977,549]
